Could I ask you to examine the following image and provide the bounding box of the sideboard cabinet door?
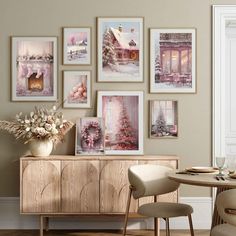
[61,160,100,213]
[21,160,61,213]
[100,160,138,213]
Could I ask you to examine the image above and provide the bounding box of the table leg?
[211,187,230,229]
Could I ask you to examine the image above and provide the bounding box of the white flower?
[25,119,30,124]
[51,128,58,135]
[45,123,52,131]
[25,127,30,132]
[36,127,47,136]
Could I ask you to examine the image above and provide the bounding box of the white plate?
[186,167,218,173]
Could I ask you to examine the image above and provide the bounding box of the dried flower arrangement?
[0,104,74,145]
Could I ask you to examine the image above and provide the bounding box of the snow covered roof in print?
[110,27,139,50]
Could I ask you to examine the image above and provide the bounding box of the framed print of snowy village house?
[150,100,178,138]
[63,70,91,108]
[63,27,91,65]
[150,29,196,93]
[97,17,143,82]
[97,91,144,155]
[75,117,104,155]
[11,37,57,101]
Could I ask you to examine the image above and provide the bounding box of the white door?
[225,25,236,156]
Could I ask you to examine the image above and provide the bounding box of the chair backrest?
[216,189,236,226]
[128,164,180,199]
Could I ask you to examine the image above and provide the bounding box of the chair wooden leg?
[188,214,194,236]
[165,218,170,236]
[123,186,132,236]
[154,195,160,236]
[40,215,44,236]
[154,218,160,236]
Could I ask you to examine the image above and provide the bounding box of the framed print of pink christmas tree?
[11,37,57,101]
[63,71,91,108]
[97,91,143,155]
[97,17,143,82]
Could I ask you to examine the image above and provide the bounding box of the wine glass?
[216,156,226,176]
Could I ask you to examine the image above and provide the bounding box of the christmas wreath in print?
[81,121,102,148]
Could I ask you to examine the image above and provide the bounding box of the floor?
[0,230,210,236]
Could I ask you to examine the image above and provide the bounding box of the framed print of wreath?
[75,117,104,155]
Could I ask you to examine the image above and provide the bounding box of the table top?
[168,171,236,188]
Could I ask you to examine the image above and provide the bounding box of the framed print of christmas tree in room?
[97,17,143,82]
[97,91,144,155]
[150,100,178,138]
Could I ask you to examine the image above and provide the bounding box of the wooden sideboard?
[20,155,179,235]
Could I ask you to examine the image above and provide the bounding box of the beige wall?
[0,0,233,197]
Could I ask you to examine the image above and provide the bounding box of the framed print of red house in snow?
[11,37,57,101]
[97,17,143,82]
[97,91,144,155]
[150,29,196,93]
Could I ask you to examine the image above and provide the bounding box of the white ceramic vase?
[29,139,53,157]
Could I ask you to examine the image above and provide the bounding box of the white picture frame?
[63,27,91,65]
[97,17,143,82]
[97,90,144,155]
[63,70,91,108]
[11,36,57,101]
[150,28,196,93]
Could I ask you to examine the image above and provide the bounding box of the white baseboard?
[0,197,212,230]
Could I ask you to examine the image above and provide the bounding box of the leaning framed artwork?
[63,27,91,65]
[97,91,144,155]
[150,29,196,93]
[97,17,143,82]
[75,117,105,155]
[150,100,178,138]
[63,70,91,108]
[11,36,57,101]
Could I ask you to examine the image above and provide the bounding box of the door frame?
[212,5,236,164]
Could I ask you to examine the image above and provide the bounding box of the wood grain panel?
[100,160,138,213]
[138,160,178,206]
[61,161,99,213]
[21,160,60,213]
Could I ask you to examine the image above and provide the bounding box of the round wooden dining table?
[168,171,236,230]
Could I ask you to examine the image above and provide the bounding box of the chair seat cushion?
[138,202,193,218]
[211,224,236,236]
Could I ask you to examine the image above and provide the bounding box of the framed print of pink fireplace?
[97,91,143,155]
[11,37,57,101]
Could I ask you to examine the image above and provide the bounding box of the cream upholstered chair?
[211,189,236,236]
[123,164,194,236]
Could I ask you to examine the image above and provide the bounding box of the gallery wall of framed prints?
[9,16,197,156]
